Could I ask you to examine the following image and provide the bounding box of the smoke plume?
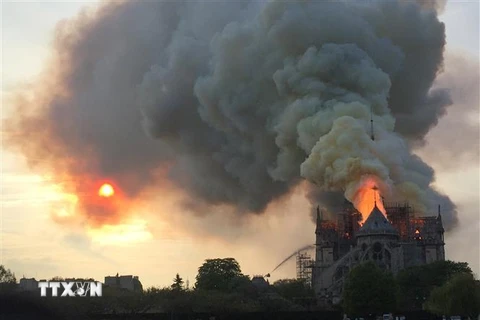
[4,0,458,228]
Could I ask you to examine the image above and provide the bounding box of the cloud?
[3,0,460,230]
[417,52,480,171]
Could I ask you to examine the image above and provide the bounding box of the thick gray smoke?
[5,0,458,227]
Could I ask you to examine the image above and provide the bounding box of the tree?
[195,258,246,292]
[343,262,396,315]
[171,273,184,292]
[396,260,473,311]
[273,278,315,306]
[0,265,16,292]
[424,273,480,318]
[50,276,64,281]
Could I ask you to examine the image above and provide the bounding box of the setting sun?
[98,183,114,197]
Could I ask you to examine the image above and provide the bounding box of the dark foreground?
[1,312,445,320]
[0,293,444,320]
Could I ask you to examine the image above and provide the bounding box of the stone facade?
[18,278,39,292]
[104,274,143,292]
[312,202,445,304]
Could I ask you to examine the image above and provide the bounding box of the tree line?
[1,258,479,318]
[343,260,480,318]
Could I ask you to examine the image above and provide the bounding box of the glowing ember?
[98,183,114,197]
[352,177,387,221]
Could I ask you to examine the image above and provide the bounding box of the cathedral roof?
[356,204,398,237]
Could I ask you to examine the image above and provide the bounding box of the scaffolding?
[337,205,362,239]
[384,202,414,240]
[296,251,314,287]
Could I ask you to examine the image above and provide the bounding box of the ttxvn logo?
[38,281,102,297]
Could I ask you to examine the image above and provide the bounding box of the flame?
[98,183,114,197]
[352,177,387,221]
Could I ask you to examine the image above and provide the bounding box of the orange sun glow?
[98,183,115,197]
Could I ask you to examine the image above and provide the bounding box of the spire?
[372,185,378,207]
[436,204,444,234]
[315,205,323,233]
[370,105,375,141]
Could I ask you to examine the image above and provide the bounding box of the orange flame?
[352,177,387,221]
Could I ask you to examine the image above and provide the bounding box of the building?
[18,278,38,292]
[312,201,445,305]
[104,274,143,292]
[251,275,270,291]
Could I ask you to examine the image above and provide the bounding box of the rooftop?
[356,204,398,237]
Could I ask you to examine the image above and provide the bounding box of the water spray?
[269,244,315,274]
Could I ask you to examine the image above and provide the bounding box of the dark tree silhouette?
[343,262,396,315]
[425,272,480,317]
[396,260,473,311]
[273,278,314,306]
[195,258,247,292]
[171,273,184,291]
[0,265,16,292]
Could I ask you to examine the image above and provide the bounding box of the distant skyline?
[1,0,479,288]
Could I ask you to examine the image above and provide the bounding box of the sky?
[1,0,479,288]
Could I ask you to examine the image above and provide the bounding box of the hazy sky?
[1,0,479,288]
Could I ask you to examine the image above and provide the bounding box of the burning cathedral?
[311,199,445,304]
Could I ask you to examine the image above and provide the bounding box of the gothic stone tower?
[312,202,446,304]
